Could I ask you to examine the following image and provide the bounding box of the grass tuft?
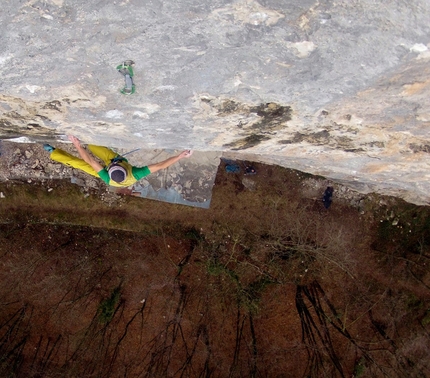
[98,286,121,324]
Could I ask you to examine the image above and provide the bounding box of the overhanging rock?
[0,0,429,204]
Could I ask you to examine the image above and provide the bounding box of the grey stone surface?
[0,0,430,204]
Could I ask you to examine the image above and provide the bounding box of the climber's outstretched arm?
[147,150,193,174]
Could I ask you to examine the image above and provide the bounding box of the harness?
[108,147,141,167]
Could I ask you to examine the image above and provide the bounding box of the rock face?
[1,0,430,204]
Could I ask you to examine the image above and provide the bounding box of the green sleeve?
[97,169,111,185]
[132,166,151,180]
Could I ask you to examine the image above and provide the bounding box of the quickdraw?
[116,60,135,95]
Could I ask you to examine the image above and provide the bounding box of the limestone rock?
[0,0,429,204]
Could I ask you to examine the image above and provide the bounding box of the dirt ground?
[0,152,430,377]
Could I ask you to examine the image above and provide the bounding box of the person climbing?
[43,135,193,187]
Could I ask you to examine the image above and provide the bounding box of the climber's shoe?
[43,144,55,153]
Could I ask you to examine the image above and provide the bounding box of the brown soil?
[0,161,430,377]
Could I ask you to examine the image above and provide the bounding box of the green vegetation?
[421,310,430,326]
[353,357,366,378]
[98,286,121,324]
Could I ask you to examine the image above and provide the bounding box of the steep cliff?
[1,0,429,204]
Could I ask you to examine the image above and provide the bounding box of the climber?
[43,135,193,187]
